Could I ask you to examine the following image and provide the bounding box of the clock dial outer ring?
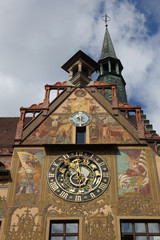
[69,111,92,127]
[48,152,110,202]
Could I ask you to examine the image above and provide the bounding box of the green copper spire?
[97,19,127,103]
[100,25,117,60]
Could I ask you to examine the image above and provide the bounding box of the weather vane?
[102,14,110,26]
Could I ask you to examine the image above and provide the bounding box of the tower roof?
[61,50,99,73]
[100,26,117,60]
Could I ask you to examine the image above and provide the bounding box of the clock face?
[48,151,110,202]
[70,111,92,127]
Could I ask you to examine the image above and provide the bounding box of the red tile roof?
[0,117,32,152]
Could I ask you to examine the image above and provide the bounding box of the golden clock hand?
[72,158,81,172]
[79,114,82,125]
[74,171,81,187]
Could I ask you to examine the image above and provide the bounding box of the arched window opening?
[72,65,78,77]
[103,63,109,74]
[82,65,88,76]
[111,62,116,74]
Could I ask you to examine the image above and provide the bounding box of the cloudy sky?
[0,0,160,134]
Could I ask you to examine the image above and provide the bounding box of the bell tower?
[97,15,127,103]
[62,50,99,87]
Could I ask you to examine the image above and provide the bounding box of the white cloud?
[0,0,160,134]
[99,0,160,134]
[137,0,160,24]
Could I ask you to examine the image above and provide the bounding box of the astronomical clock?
[48,151,110,202]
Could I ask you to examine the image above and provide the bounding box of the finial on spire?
[102,14,110,27]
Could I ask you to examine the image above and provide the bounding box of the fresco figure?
[18,162,38,194]
[16,151,42,194]
[89,124,99,143]
[117,150,150,195]
[55,123,71,144]
[24,115,71,144]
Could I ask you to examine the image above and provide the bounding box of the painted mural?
[16,150,43,194]
[23,89,136,144]
[24,114,71,144]
[89,114,134,144]
[117,149,151,195]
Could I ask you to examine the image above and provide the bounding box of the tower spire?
[100,24,117,60]
[100,15,117,60]
[97,15,127,103]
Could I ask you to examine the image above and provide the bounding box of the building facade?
[1,23,160,240]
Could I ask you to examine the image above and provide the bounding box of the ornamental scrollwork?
[84,213,115,240]
[0,196,6,215]
[117,193,160,216]
[14,193,39,208]
[7,208,41,240]
[45,192,113,240]
[47,191,110,219]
